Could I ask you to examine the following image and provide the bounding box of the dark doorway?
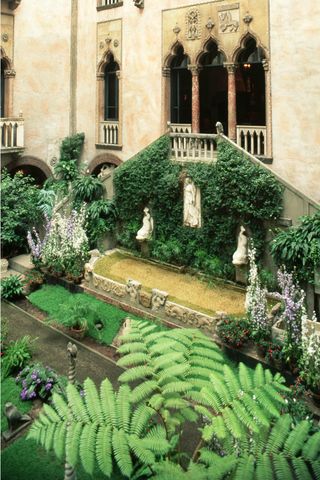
[170,45,192,124]
[236,37,266,126]
[199,41,228,133]
[104,55,119,121]
[9,165,48,186]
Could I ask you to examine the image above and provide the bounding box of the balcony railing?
[170,132,218,163]
[97,0,123,9]
[99,121,119,146]
[0,118,24,153]
[236,125,267,157]
[169,123,192,134]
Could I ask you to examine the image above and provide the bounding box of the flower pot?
[69,327,86,341]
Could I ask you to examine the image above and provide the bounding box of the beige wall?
[7,0,71,167]
[269,0,320,203]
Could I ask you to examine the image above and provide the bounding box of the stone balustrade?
[100,120,119,146]
[236,125,267,157]
[0,117,24,152]
[170,132,218,163]
[169,123,192,134]
[98,0,122,6]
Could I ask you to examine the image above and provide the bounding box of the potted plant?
[58,300,89,340]
[217,317,251,349]
[23,270,45,294]
[263,338,284,369]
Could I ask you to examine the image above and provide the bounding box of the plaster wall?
[10,0,71,166]
[269,0,320,203]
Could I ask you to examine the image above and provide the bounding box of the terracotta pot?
[69,327,86,340]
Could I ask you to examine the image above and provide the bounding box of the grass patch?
[2,435,125,480]
[1,376,32,431]
[28,285,145,345]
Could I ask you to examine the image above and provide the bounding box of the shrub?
[73,175,104,203]
[54,133,84,182]
[1,335,37,379]
[271,211,320,284]
[217,316,251,348]
[1,170,41,256]
[1,274,24,300]
[86,199,118,248]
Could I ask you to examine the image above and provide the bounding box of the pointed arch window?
[104,56,119,121]
[170,46,191,124]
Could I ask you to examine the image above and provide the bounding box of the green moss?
[1,377,32,431]
[28,285,144,345]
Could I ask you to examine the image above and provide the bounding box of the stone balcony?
[0,117,25,154]
[170,132,218,163]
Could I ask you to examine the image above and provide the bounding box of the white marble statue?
[184,177,201,228]
[232,225,249,265]
[136,207,154,241]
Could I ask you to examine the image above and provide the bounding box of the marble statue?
[232,225,248,265]
[136,207,154,241]
[184,177,201,228]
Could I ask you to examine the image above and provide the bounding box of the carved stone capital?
[4,69,16,78]
[262,59,269,72]
[96,72,104,80]
[162,66,171,78]
[188,64,200,76]
[133,0,144,8]
[224,62,237,74]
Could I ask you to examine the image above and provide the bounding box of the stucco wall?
[12,0,71,167]
[269,0,320,203]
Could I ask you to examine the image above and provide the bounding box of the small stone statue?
[2,402,31,441]
[184,177,201,228]
[232,226,249,265]
[136,207,154,241]
[216,121,224,135]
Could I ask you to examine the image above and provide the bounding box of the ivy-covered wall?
[113,136,283,279]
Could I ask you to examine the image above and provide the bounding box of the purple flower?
[45,383,53,391]
[31,373,37,380]
[22,380,27,388]
[20,388,28,400]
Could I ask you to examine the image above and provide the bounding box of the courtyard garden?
[1,132,320,479]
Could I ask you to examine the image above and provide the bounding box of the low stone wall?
[84,251,222,334]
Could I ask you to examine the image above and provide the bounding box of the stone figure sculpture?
[184,177,201,228]
[2,403,31,441]
[232,225,248,265]
[136,207,154,240]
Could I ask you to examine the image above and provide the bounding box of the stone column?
[96,72,104,144]
[224,63,237,142]
[4,69,16,117]
[188,65,200,134]
[263,59,272,158]
[162,66,171,133]
[116,70,122,145]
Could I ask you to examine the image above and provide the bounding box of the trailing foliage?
[0,170,41,256]
[271,212,320,284]
[73,175,105,203]
[113,137,282,279]
[54,133,84,182]
[86,199,118,248]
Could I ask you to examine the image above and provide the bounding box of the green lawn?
[28,285,144,345]
[1,376,32,431]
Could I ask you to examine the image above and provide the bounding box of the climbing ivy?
[113,136,283,279]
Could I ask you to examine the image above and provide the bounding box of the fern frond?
[79,423,97,475]
[116,385,131,433]
[52,392,69,419]
[239,363,253,391]
[65,421,82,467]
[157,363,189,384]
[162,381,193,395]
[42,403,61,423]
[283,420,310,456]
[303,431,320,461]
[83,378,104,423]
[291,457,314,480]
[66,384,90,423]
[153,352,185,370]
[128,435,155,466]
[117,352,150,367]
[119,365,154,383]
[100,377,117,427]
[53,421,67,460]
[118,341,147,354]
[223,365,241,398]
[272,453,293,480]
[96,425,112,478]
[255,453,273,480]
[131,380,159,404]
[130,404,154,437]
[112,428,133,478]
[233,454,255,479]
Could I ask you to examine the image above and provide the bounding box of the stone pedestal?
[137,239,150,257]
[235,264,248,285]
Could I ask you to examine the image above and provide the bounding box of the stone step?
[0,268,25,280]
[8,254,34,275]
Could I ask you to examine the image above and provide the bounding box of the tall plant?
[245,243,269,341]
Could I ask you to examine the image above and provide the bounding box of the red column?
[225,63,237,142]
[263,59,272,158]
[188,65,200,133]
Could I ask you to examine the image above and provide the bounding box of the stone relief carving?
[151,289,168,311]
[183,177,201,228]
[126,279,141,302]
[93,275,126,297]
[2,33,9,42]
[206,17,215,32]
[243,12,253,26]
[186,9,201,40]
[173,23,181,36]
[84,249,102,283]
[136,207,154,241]
[218,4,240,33]
[232,226,249,265]
[165,302,216,332]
